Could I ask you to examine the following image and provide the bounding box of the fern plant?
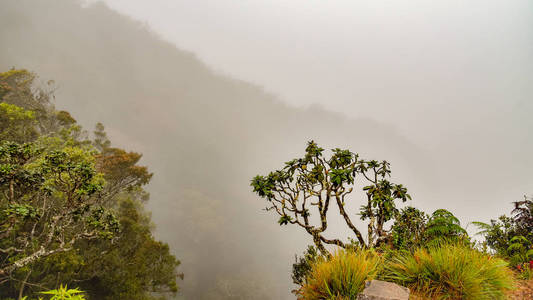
[19,285,86,300]
[423,209,468,246]
[507,235,533,265]
[39,285,86,300]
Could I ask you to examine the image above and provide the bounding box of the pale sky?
[91,0,533,220]
[94,0,533,141]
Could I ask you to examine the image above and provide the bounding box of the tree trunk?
[9,178,14,202]
[18,270,31,300]
[312,233,330,258]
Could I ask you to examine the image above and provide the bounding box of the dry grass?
[507,279,533,300]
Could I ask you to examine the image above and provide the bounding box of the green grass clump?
[298,248,382,300]
[383,243,515,299]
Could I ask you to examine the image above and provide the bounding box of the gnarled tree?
[251,141,410,254]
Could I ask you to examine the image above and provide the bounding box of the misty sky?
[93,0,532,137]
[90,0,533,144]
[92,0,533,221]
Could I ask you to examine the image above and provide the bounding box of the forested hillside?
[0,1,428,298]
[0,69,181,299]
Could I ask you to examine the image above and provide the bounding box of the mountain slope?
[0,1,427,298]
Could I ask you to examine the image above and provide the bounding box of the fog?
[1,0,532,299]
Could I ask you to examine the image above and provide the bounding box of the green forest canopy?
[0,69,182,300]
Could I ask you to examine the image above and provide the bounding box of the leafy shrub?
[384,244,515,299]
[507,235,533,266]
[390,208,469,250]
[390,206,428,250]
[298,248,382,300]
[292,245,321,286]
[473,216,517,257]
[474,195,533,265]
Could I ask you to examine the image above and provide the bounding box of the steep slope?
[0,1,427,298]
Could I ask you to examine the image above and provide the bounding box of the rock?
[356,280,410,300]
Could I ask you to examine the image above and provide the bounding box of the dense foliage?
[389,206,428,250]
[474,196,533,272]
[0,140,118,274]
[0,69,181,299]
